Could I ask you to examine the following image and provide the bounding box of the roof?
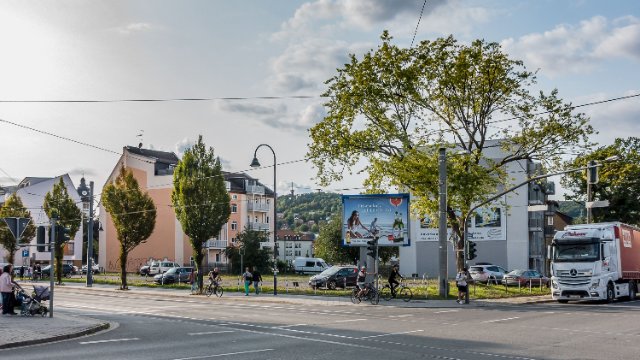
[18,177,52,189]
[223,172,274,196]
[125,146,179,165]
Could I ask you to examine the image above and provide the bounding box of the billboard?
[416,204,506,241]
[342,194,410,247]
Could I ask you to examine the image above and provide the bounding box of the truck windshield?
[553,242,600,262]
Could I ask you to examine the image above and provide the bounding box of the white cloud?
[501,16,640,76]
[174,138,195,158]
[114,22,156,35]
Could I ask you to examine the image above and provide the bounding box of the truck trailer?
[550,222,640,303]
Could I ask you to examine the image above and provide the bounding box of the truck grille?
[556,269,591,286]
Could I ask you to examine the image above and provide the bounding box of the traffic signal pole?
[438,148,448,298]
[49,217,56,318]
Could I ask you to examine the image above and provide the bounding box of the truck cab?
[550,223,639,303]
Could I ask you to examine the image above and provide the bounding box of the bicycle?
[205,281,224,297]
[381,280,413,302]
[350,283,380,305]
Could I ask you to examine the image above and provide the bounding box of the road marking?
[388,314,412,318]
[172,349,275,360]
[79,338,139,345]
[434,310,459,314]
[359,330,424,339]
[188,331,235,336]
[482,317,520,323]
[334,318,367,323]
[273,323,307,328]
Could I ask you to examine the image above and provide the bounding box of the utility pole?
[49,217,56,318]
[438,148,448,298]
[586,160,596,224]
[87,181,94,287]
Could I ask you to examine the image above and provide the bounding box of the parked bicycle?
[380,280,413,302]
[205,281,224,297]
[350,283,379,305]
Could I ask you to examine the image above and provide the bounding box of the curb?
[0,322,110,350]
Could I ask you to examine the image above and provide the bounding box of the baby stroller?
[17,284,49,317]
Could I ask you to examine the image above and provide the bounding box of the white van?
[294,257,329,274]
[149,261,180,275]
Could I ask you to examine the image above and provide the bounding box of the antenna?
[136,130,144,148]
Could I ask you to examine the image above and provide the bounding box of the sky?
[0,0,638,200]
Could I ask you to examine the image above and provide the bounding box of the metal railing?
[205,240,228,249]
[246,185,265,195]
[248,222,270,231]
[248,203,270,212]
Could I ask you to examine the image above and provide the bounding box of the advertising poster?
[416,205,506,241]
[342,194,410,247]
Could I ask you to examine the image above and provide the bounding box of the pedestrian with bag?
[1,264,17,315]
[456,266,470,304]
[242,267,253,296]
[252,266,262,295]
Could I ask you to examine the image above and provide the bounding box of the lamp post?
[586,155,619,224]
[250,144,278,296]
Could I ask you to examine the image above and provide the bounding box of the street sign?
[586,200,610,209]
[22,249,29,257]
[2,217,30,240]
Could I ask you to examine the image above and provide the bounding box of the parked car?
[308,265,358,290]
[154,267,193,285]
[41,264,77,277]
[149,261,180,275]
[139,264,151,275]
[469,264,508,283]
[294,257,329,274]
[502,269,549,287]
[81,263,100,274]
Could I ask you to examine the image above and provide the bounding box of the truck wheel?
[606,283,615,303]
[557,300,569,304]
[629,282,637,301]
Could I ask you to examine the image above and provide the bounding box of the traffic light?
[56,225,72,245]
[366,239,378,258]
[466,240,477,260]
[37,226,46,252]
[587,160,599,184]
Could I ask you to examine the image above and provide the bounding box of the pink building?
[98,146,274,272]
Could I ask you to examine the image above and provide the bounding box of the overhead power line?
[411,0,428,48]
[0,95,320,103]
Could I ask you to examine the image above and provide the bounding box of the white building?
[0,175,84,266]
[399,141,552,277]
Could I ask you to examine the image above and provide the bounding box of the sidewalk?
[0,312,109,349]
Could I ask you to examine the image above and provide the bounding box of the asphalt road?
[2,288,640,360]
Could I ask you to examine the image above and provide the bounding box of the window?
[215,253,220,262]
[232,194,237,200]
[295,251,301,256]
[231,204,237,213]
[305,261,315,267]
[231,221,237,231]
[547,216,554,226]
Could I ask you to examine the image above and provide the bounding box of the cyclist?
[388,264,403,298]
[208,267,221,288]
[356,266,376,299]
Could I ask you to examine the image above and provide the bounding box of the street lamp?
[587,155,620,224]
[250,144,278,296]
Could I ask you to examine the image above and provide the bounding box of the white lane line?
[482,317,520,323]
[434,310,459,314]
[359,330,424,339]
[334,318,367,323]
[79,338,139,345]
[273,324,307,328]
[188,331,235,336]
[172,349,275,360]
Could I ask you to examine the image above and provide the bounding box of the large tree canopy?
[43,178,82,284]
[102,167,156,290]
[172,135,230,293]
[0,194,36,265]
[562,137,640,225]
[308,32,594,269]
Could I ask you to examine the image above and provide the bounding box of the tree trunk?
[194,242,204,294]
[120,247,128,290]
[6,247,16,267]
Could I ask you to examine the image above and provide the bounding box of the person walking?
[1,264,17,315]
[189,268,198,294]
[252,267,262,295]
[242,267,253,296]
[456,267,470,304]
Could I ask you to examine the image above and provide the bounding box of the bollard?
[237,277,240,292]
[343,277,347,290]
[529,280,532,293]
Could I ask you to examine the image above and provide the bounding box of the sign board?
[586,200,610,209]
[342,194,410,247]
[417,204,507,241]
[2,217,30,240]
[22,249,29,257]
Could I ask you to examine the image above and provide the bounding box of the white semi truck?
[550,222,640,303]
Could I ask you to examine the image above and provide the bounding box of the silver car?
[469,265,508,284]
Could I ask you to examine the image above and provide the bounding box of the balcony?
[259,242,273,249]
[528,218,543,232]
[205,240,228,249]
[246,185,265,195]
[248,203,270,212]
[248,221,270,231]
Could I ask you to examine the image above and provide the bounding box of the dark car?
[154,267,193,285]
[139,265,151,276]
[309,265,358,290]
[41,264,76,277]
[503,269,549,287]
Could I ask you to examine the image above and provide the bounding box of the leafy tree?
[102,167,156,289]
[562,137,640,225]
[313,214,358,265]
[223,227,272,274]
[308,32,594,270]
[0,194,36,265]
[172,135,230,293]
[43,178,82,284]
